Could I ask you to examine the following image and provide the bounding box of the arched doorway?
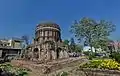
[34,48,39,52]
[56,48,62,59]
[33,48,39,59]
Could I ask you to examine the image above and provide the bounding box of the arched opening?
[33,48,39,59]
[33,48,39,52]
[56,48,62,59]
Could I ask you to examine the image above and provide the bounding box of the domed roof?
[37,22,61,30]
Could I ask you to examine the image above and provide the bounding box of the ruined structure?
[26,22,69,61]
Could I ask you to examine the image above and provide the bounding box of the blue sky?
[0,0,120,41]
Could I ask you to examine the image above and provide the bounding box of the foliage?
[15,68,28,76]
[74,44,83,52]
[0,63,29,76]
[79,59,120,70]
[71,17,116,52]
[110,52,120,63]
[63,39,82,53]
[63,40,69,46]
[70,38,76,52]
[88,53,96,60]
[93,38,109,51]
[83,51,90,56]
[21,35,29,45]
[83,51,96,60]
[56,71,68,76]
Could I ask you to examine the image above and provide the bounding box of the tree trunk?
[89,38,93,54]
[95,48,97,53]
[90,45,93,54]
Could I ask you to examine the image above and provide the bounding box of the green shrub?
[83,51,96,60]
[56,71,68,76]
[0,63,29,76]
[83,51,90,56]
[110,52,120,63]
[88,55,93,60]
[88,53,96,60]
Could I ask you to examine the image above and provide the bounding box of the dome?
[37,22,61,30]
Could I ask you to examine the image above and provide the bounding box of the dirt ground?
[11,57,87,76]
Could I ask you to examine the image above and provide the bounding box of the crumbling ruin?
[25,22,69,62]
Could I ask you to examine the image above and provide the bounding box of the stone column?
[51,50,56,60]
[46,50,50,61]
[31,47,34,59]
[63,51,69,58]
[38,46,41,60]
[59,51,64,59]
[40,50,44,61]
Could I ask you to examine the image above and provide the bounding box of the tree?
[118,40,120,52]
[70,38,76,52]
[115,40,120,52]
[21,35,29,58]
[63,40,69,46]
[75,44,83,53]
[21,35,29,45]
[71,17,115,53]
[108,39,115,54]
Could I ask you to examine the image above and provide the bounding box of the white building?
[0,38,24,58]
[83,46,102,53]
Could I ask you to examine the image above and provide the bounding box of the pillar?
[63,51,69,58]
[59,51,64,59]
[38,46,41,60]
[46,50,50,60]
[50,50,55,60]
